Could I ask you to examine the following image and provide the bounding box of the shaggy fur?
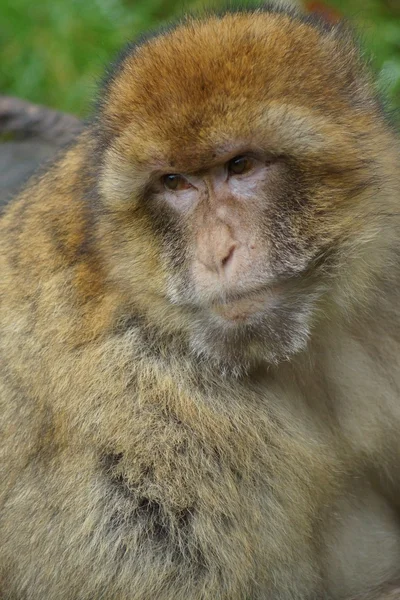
[1,6,400,600]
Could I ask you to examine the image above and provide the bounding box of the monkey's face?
[97,12,389,370]
[146,146,322,370]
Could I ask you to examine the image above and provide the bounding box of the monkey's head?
[94,8,398,372]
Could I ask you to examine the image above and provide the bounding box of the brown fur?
[1,6,400,600]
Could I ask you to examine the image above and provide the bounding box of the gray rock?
[0,96,83,208]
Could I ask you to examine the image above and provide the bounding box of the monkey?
[1,4,400,599]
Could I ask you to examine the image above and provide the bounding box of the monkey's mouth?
[211,287,279,322]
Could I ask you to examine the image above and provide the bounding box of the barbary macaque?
[1,5,400,599]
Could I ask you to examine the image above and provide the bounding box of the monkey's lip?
[211,287,278,322]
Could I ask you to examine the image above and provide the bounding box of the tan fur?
[1,6,400,600]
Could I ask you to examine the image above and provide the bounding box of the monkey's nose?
[220,245,236,271]
[198,242,237,276]
[196,221,239,277]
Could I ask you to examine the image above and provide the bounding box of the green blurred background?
[1,0,399,118]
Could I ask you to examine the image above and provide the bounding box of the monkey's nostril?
[221,245,235,269]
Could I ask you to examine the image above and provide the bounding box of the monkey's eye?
[162,174,191,191]
[227,156,253,176]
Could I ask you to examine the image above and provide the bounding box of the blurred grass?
[327,0,400,119]
[0,0,189,116]
[0,0,399,119]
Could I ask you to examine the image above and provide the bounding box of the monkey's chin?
[190,290,317,376]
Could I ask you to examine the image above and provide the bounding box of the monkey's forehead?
[97,11,376,160]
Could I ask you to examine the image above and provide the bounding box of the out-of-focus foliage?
[0,0,186,116]
[326,0,400,121]
[0,0,399,119]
